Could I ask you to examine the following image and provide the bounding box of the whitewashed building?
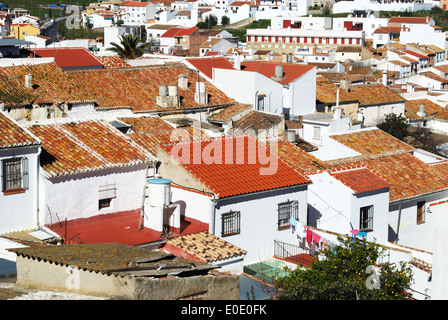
[28,120,157,225]
[186,57,317,119]
[153,135,312,264]
[0,111,42,234]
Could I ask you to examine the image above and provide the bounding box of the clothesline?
[289,217,337,253]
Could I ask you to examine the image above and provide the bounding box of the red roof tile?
[29,120,156,177]
[327,152,448,203]
[161,27,184,38]
[68,64,235,112]
[33,47,104,69]
[0,111,41,149]
[186,57,315,84]
[329,167,389,194]
[160,135,311,198]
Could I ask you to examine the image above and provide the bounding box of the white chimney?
[178,73,188,90]
[195,82,208,105]
[334,84,341,119]
[272,65,285,81]
[417,103,426,118]
[382,70,388,86]
[234,53,241,70]
[25,74,32,89]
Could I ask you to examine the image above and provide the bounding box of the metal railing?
[274,240,316,267]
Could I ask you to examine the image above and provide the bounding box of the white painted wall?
[213,186,308,265]
[389,190,448,252]
[332,0,434,14]
[40,164,149,225]
[332,16,389,39]
[360,102,405,127]
[308,171,389,244]
[0,145,41,234]
[400,24,446,52]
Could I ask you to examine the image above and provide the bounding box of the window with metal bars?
[360,205,374,232]
[277,200,298,229]
[221,210,240,237]
[2,157,28,193]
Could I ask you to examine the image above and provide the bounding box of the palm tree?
[106,33,151,59]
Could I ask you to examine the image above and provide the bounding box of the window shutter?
[22,157,29,190]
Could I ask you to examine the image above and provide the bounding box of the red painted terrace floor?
[46,210,208,246]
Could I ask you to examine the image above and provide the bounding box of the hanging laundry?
[312,232,321,246]
[306,228,313,245]
[289,217,297,228]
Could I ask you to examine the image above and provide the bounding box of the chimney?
[195,82,208,105]
[382,70,388,86]
[272,65,285,81]
[25,74,32,89]
[333,84,341,119]
[234,53,241,70]
[417,103,426,118]
[156,84,180,108]
[178,73,188,90]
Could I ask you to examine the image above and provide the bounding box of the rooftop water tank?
[147,178,171,207]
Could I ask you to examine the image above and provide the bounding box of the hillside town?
[1,0,448,303]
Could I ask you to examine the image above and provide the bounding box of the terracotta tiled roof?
[0,62,90,106]
[160,135,311,198]
[232,110,283,133]
[327,152,448,203]
[29,120,156,177]
[173,26,198,37]
[0,111,41,149]
[208,103,253,123]
[346,83,405,106]
[329,128,414,156]
[165,231,246,263]
[68,64,235,112]
[186,57,235,79]
[404,50,427,59]
[186,57,315,84]
[329,167,389,194]
[122,1,152,6]
[405,99,443,119]
[267,139,327,175]
[315,79,358,104]
[419,72,448,84]
[373,26,402,34]
[239,61,315,85]
[96,56,131,69]
[122,116,212,155]
[118,116,174,133]
[161,27,184,38]
[33,47,104,70]
[388,17,431,24]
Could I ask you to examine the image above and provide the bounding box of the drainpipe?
[36,146,42,228]
[395,203,402,243]
[209,195,217,235]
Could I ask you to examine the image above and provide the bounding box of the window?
[277,200,298,229]
[2,157,28,194]
[360,205,374,232]
[98,183,116,210]
[221,210,240,236]
[257,96,265,111]
[417,201,425,224]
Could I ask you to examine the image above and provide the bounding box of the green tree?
[376,113,410,141]
[106,33,151,59]
[274,236,413,300]
[221,15,230,26]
